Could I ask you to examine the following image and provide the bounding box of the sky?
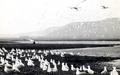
[0,0,120,37]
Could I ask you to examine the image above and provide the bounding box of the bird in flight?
[101,6,109,9]
[69,0,87,11]
[69,7,81,11]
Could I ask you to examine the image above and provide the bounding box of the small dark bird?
[102,6,109,9]
[70,7,81,11]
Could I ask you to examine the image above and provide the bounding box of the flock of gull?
[0,47,119,75]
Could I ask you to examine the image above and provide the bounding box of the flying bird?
[69,0,87,11]
[101,6,109,9]
[69,7,81,11]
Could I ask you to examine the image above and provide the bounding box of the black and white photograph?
[0,0,120,75]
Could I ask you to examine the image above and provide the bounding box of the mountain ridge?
[20,18,120,41]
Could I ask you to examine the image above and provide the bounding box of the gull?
[0,57,5,67]
[4,63,13,73]
[76,67,86,75]
[69,6,81,11]
[76,67,81,75]
[57,61,60,65]
[62,63,69,71]
[101,6,109,9]
[101,66,108,74]
[2,47,8,53]
[27,58,34,66]
[52,61,58,72]
[12,63,20,72]
[71,64,76,71]
[0,49,4,55]
[82,65,88,71]
[79,66,82,71]
[87,65,94,74]
[110,66,119,75]
[17,60,25,68]
[47,63,52,72]
[42,63,48,71]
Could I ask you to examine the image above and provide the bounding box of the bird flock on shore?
[0,47,119,75]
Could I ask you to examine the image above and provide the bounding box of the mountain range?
[20,18,120,41]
